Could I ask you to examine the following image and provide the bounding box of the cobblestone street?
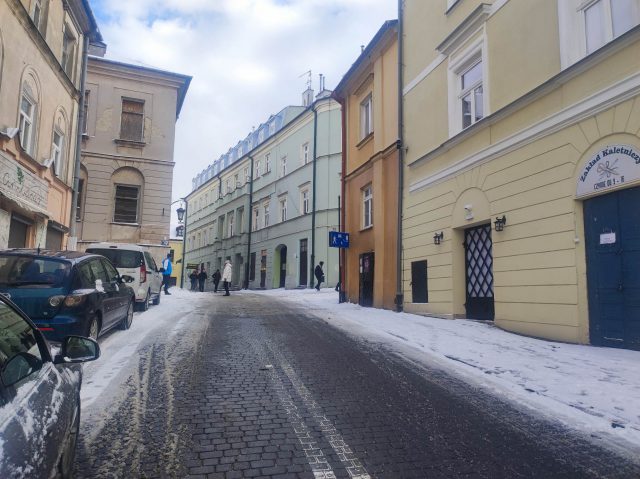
[75,292,640,478]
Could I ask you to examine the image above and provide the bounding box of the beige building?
[76,48,191,260]
[401,0,640,350]
[0,0,100,249]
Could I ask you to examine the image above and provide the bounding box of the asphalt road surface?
[74,292,640,478]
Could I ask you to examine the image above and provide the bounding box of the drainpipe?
[310,103,318,288]
[68,36,89,250]
[244,155,255,289]
[338,97,347,303]
[395,1,405,312]
[180,199,188,289]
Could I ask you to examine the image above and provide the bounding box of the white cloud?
[91,0,396,231]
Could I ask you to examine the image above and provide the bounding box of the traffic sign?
[329,231,349,248]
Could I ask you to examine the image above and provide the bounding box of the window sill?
[111,222,140,226]
[356,133,374,149]
[114,138,146,148]
[360,225,373,232]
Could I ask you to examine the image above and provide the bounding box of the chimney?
[303,86,314,107]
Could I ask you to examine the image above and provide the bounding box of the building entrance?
[584,186,640,350]
[8,216,29,248]
[464,224,494,320]
[359,252,374,307]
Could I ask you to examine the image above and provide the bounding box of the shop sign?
[577,144,640,198]
[0,153,48,213]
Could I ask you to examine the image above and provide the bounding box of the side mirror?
[120,274,135,283]
[54,336,100,364]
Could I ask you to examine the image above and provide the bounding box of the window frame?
[61,24,76,79]
[302,143,309,165]
[360,94,373,140]
[19,93,36,155]
[265,153,271,173]
[263,202,270,227]
[119,98,145,143]
[281,156,287,177]
[279,197,287,223]
[458,59,483,130]
[362,184,373,229]
[51,129,64,177]
[300,187,310,215]
[113,184,140,224]
[253,207,260,231]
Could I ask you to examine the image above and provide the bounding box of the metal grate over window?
[465,224,494,299]
[114,185,139,223]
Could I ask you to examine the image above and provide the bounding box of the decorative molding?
[409,71,640,193]
[437,3,491,55]
[403,54,446,96]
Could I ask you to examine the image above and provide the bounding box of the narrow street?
[75,291,640,478]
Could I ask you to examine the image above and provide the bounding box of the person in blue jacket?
[161,253,172,295]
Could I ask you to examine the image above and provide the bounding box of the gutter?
[395,0,404,312]
[338,96,347,303]
[310,103,318,288]
[244,155,255,289]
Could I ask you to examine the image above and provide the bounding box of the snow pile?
[242,287,640,451]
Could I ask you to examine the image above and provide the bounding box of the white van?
[85,243,163,311]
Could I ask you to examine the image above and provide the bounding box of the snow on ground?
[237,287,640,453]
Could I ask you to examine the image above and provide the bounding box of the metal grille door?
[465,224,495,320]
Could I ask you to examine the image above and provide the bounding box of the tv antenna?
[299,70,312,89]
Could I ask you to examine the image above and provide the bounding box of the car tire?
[86,316,99,341]
[120,300,134,330]
[138,290,150,312]
[56,402,80,479]
[152,289,161,306]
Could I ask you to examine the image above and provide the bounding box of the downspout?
[244,155,255,289]
[310,103,318,288]
[395,1,405,312]
[338,97,347,303]
[180,200,188,289]
[68,36,89,250]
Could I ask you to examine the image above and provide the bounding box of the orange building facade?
[334,21,399,310]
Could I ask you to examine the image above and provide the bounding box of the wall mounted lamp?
[494,215,507,232]
[433,231,444,245]
[176,206,186,222]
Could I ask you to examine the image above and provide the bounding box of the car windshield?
[0,255,72,288]
[86,249,143,269]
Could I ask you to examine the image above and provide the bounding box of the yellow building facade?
[402,0,640,349]
[334,21,399,310]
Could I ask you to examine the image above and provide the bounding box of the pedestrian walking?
[198,265,208,292]
[161,253,172,295]
[222,259,232,296]
[189,269,197,291]
[314,261,324,291]
[212,268,221,293]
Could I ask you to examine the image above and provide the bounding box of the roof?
[333,20,398,98]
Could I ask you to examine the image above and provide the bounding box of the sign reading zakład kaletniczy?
[0,152,49,214]
[577,144,640,198]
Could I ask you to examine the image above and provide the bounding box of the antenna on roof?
[299,70,312,90]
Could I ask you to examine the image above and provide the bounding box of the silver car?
[0,295,100,478]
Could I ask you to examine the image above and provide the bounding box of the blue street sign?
[329,231,349,248]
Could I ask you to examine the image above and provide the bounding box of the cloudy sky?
[90,0,397,211]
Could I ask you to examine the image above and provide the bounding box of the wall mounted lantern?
[176,206,186,222]
[433,231,444,245]
[494,215,507,232]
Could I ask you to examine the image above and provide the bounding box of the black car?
[0,294,100,478]
[0,250,136,342]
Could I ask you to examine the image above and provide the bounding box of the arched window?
[51,108,68,178]
[18,70,41,157]
[111,167,144,224]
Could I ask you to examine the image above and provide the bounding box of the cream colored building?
[0,0,100,249]
[76,49,191,261]
[401,0,640,350]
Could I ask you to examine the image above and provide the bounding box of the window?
[82,91,89,135]
[0,302,43,387]
[264,202,270,227]
[300,188,310,215]
[120,99,144,142]
[238,208,244,233]
[583,0,639,54]
[228,213,234,237]
[281,156,287,177]
[51,130,64,176]
[61,25,76,78]
[234,173,239,188]
[255,160,261,178]
[362,185,373,228]
[280,197,287,222]
[226,178,232,193]
[459,61,483,129]
[31,0,47,34]
[265,153,271,173]
[253,207,259,231]
[302,143,310,164]
[19,95,35,155]
[113,185,139,223]
[360,94,373,139]
[269,122,275,135]
[243,166,249,183]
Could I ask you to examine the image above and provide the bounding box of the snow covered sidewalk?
[239,287,640,453]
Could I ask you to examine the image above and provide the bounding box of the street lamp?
[176,206,186,223]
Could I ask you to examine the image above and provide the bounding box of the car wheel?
[152,289,161,306]
[138,290,150,312]
[120,300,134,330]
[56,402,80,479]
[86,317,99,341]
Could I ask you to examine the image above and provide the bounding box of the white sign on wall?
[577,144,640,198]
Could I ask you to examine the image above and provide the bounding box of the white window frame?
[458,60,483,130]
[19,93,35,155]
[362,184,373,229]
[244,166,250,183]
[226,178,232,193]
[265,153,271,173]
[281,156,287,177]
[61,24,76,78]
[228,213,234,237]
[51,129,64,176]
[253,207,260,231]
[300,187,310,215]
[279,197,287,222]
[360,94,373,140]
[302,143,309,164]
[255,159,261,178]
[263,202,270,227]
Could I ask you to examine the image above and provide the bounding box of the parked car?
[0,250,135,342]
[85,243,163,311]
[0,293,100,478]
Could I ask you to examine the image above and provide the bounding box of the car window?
[0,255,71,288]
[86,249,143,269]
[88,259,108,285]
[0,302,43,387]
[144,252,157,271]
[74,262,95,289]
[101,260,120,282]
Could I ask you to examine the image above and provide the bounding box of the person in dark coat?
[198,266,208,292]
[189,270,197,291]
[314,261,324,291]
[212,269,221,293]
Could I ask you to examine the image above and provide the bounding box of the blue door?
[584,186,640,350]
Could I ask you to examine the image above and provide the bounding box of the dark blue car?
[0,250,135,342]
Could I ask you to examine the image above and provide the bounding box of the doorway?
[9,216,29,248]
[299,239,308,286]
[260,250,267,288]
[584,186,640,350]
[464,224,494,320]
[277,245,287,288]
[359,252,374,307]
[411,260,428,303]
